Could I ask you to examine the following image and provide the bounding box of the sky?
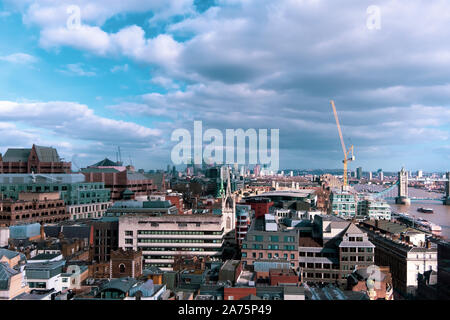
[0,0,449,172]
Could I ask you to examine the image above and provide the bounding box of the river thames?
[388,188,450,240]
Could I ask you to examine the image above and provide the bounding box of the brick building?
[269,268,300,286]
[242,197,273,218]
[81,159,155,201]
[110,248,143,279]
[0,144,71,174]
[0,192,69,226]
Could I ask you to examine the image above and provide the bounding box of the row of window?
[135,230,223,236]
[137,238,222,243]
[303,272,341,279]
[243,244,296,251]
[243,252,296,260]
[342,247,373,253]
[300,263,339,270]
[252,235,296,243]
[341,256,373,262]
[138,246,222,252]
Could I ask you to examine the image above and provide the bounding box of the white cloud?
[57,63,96,77]
[0,100,162,145]
[111,64,129,73]
[40,24,182,68]
[0,53,38,64]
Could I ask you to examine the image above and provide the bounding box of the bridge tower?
[445,171,450,205]
[395,167,411,205]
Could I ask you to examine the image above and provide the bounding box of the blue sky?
[0,0,449,172]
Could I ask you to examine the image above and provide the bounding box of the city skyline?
[0,0,449,171]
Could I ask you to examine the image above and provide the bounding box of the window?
[268,253,272,259]
[270,236,279,242]
[119,264,126,273]
[125,231,133,236]
[358,248,365,253]
[254,235,264,242]
[125,239,133,244]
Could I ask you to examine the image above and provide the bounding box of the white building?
[357,198,391,220]
[118,212,229,271]
[24,260,65,293]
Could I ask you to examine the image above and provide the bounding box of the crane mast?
[330,100,355,189]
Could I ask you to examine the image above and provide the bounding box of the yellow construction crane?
[330,100,355,188]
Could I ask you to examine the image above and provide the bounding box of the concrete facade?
[118,213,226,271]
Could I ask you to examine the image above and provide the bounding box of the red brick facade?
[82,170,155,201]
[0,144,71,174]
[0,192,69,226]
[224,287,257,300]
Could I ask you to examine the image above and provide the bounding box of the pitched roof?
[34,145,61,162]
[0,262,19,290]
[90,158,121,167]
[2,148,31,162]
[0,249,20,260]
[344,223,365,235]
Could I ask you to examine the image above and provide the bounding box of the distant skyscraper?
[417,170,423,178]
[254,164,261,176]
[380,171,384,181]
[369,171,373,180]
[357,167,363,180]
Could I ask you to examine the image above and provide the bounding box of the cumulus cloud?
[0,100,162,146]
[4,0,450,170]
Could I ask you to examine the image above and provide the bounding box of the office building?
[356,167,362,180]
[241,214,299,270]
[0,192,69,226]
[0,173,112,220]
[118,211,231,271]
[357,197,391,220]
[359,221,438,297]
[330,191,357,219]
[82,159,155,201]
[298,215,375,285]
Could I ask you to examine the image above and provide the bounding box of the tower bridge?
[373,169,450,205]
